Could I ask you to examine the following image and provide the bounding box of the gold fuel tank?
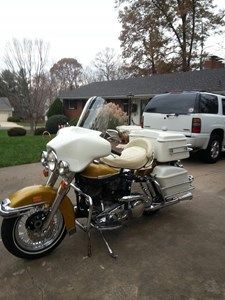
[80,163,120,179]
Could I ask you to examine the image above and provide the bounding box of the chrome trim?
[0,199,46,219]
[41,151,48,167]
[47,150,58,172]
[46,170,59,186]
[70,183,93,231]
[119,194,143,202]
[59,161,70,175]
[189,175,194,182]
[92,224,122,231]
[166,192,193,203]
[169,146,189,155]
[145,191,193,212]
[42,177,72,231]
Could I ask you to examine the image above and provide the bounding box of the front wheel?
[1,208,66,259]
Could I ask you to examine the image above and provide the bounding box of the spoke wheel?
[1,208,66,259]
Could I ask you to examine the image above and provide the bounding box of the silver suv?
[143,92,225,163]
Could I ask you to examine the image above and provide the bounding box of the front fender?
[7,185,75,233]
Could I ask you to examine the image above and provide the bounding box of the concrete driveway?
[0,121,24,129]
[0,157,225,299]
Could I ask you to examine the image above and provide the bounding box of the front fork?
[46,169,59,187]
[43,171,73,230]
[44,170,116,258]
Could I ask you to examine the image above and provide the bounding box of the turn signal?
[60,180,69,190]
[192,118,201,133]
[43,169,49,177]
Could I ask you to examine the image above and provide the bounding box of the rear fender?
[8,185,75,233]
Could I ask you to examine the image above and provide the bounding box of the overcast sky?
[0,0,225,69]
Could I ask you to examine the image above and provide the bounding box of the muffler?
[145,192,193,212]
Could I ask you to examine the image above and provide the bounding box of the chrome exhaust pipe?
[119,194,143,202]
[175,192,193,202]
[0,199,45,219]
[145,192,193,212]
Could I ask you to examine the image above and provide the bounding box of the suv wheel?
[202,134,222,163]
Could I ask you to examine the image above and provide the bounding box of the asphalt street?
[0,156,225,300]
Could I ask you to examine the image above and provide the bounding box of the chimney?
[203,55,225,69]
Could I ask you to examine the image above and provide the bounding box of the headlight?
[47,150,57,171]
[59,161,70,175]
[41,151,48,167]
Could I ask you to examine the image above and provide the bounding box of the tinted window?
[199,94,218,114]
[144,93,197,114]
[222,99,225,115]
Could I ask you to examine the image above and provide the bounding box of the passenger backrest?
[125,138,153,158]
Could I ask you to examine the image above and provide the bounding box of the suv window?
[222,99,225,115]
[144,93,197,114]
[199,94,218,114]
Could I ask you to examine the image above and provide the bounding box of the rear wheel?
[201,134,222,163]
[1,208,66,259]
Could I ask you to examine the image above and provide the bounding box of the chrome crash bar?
[0,199,45,218]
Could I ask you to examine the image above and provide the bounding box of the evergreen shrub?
[7,127,27,136]
[46,115,69,134]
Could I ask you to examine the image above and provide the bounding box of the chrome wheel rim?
[210,140,220,159]
[13,209,65,254]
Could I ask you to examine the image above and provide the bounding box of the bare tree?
[93,47,127,81]
[4,38,50,131]
[50,58,83,93]
[81,66,99,85]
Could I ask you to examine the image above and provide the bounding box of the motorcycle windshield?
[77,96,111,133]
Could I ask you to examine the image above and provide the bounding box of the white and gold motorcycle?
[0,96,194,259]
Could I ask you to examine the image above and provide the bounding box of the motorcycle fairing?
[8,185,75,232]
[47,126,111,173]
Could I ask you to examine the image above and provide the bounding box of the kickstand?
[87,231,92,257]
[99,230,118,259]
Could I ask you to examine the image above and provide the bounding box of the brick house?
[60,67,225,125]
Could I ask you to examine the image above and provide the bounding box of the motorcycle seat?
[101,138,154,169]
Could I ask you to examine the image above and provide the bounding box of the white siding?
[0,111,11,122]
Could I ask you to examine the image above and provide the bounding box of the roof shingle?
[61,68,225,99]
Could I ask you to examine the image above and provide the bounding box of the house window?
[68,100,77,110]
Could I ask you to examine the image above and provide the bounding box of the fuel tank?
[81,163,120,179]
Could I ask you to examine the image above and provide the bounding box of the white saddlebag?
[152,165,192,198]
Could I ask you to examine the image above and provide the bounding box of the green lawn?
[0,130,48,168]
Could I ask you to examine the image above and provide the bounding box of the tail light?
[192,117,201,133]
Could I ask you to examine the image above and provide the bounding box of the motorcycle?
[0,96,194,259]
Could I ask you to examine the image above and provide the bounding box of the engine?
[76,172,132,204]
[75,171,147,229]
